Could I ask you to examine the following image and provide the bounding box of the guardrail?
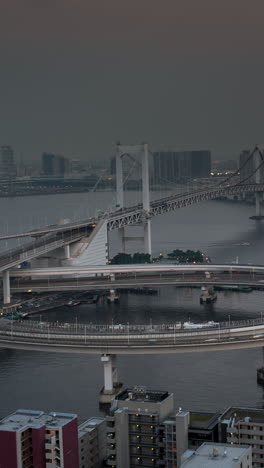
[1,316,264,335]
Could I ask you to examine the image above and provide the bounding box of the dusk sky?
[0,0,264,161]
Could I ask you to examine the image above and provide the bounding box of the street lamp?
[127,322,130,345]
[75,316,78,333]
[228,315,231,328]
[11,310,13,339]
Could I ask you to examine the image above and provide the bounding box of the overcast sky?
[0,0,264,161]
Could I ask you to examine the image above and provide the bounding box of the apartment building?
[105,386,175,467]
[78,417,106,467]
[0,409,79,468]
[219,407,264,468]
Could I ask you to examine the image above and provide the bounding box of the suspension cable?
[234,148,264,186]
[218,146,258,186]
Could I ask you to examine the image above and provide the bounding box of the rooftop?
[189,411,220,430]
[181,443,251,467]
[78,417,105,437]
[115,386,169,403]
[0,409,77,432]
[221,407,264,423]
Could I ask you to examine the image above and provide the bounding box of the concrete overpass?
[1,315,264,396]
[2,263,264,296]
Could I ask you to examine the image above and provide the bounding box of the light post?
[174,324,176,344]
[127,322,130,346]
[218,322,220,341]
[11,310,13,339]
[47,323,50,342]
[112,317,114,331]
[75,316,78,334]
[85,324,87,343]
[228,315,231,329]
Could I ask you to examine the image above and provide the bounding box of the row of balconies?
[130,440,159,447]
[130,448,158,458]
[129,416,158,424]
[227,435,264,449]
[129,429,159,436]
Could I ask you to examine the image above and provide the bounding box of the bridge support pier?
[118,227,126,253]
[3,270,11,304]
[144,219,151,256]
[256,192,264,218]
[99,354,123,406]
[64,244,71,260]
[250,192,264,220]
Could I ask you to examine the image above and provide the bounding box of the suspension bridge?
[1,143,264,400]
[0,143,264,304]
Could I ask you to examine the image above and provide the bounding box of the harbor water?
[0,192,264,419]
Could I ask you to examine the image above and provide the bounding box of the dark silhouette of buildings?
[42,153,69,176]
[0,146,16,178]
[153,150,211,182]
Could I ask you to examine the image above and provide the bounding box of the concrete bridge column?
[144,219,152,256]
[64,244,71,260]
[101,354,115,393]
[118,227,126,253]
[256,192,262,217]
[99,354,123,407]
[3,270,11,304]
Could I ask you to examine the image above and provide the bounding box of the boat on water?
[200,287,217,304]
[66,300,81,307]
[214,285,253,293]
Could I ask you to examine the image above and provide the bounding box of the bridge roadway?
[0,182,263,240]
[5,263,264,292]
[8,273,264,293]
[0,225,94,272]
[1,316,264,354]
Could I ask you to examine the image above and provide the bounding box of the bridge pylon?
[254,149,264,218]
[115,143,151,256]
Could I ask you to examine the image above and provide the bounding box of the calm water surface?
[0,192,264,418]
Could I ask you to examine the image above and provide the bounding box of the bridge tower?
[116,143,151,256]
[254,148,264,218]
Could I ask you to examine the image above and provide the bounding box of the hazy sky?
[0,0,264,161]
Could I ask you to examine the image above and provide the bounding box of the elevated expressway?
[2,263,264,395]
[1,313,264,398]
[1,317,264,355]
[6,263,264,293]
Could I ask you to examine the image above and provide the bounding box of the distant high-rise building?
[42,153,69,176]
[0,145,16,178]
[152,150,211,182]
[0,409,79,468]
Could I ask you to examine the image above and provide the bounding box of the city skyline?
[1,1,264,161]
